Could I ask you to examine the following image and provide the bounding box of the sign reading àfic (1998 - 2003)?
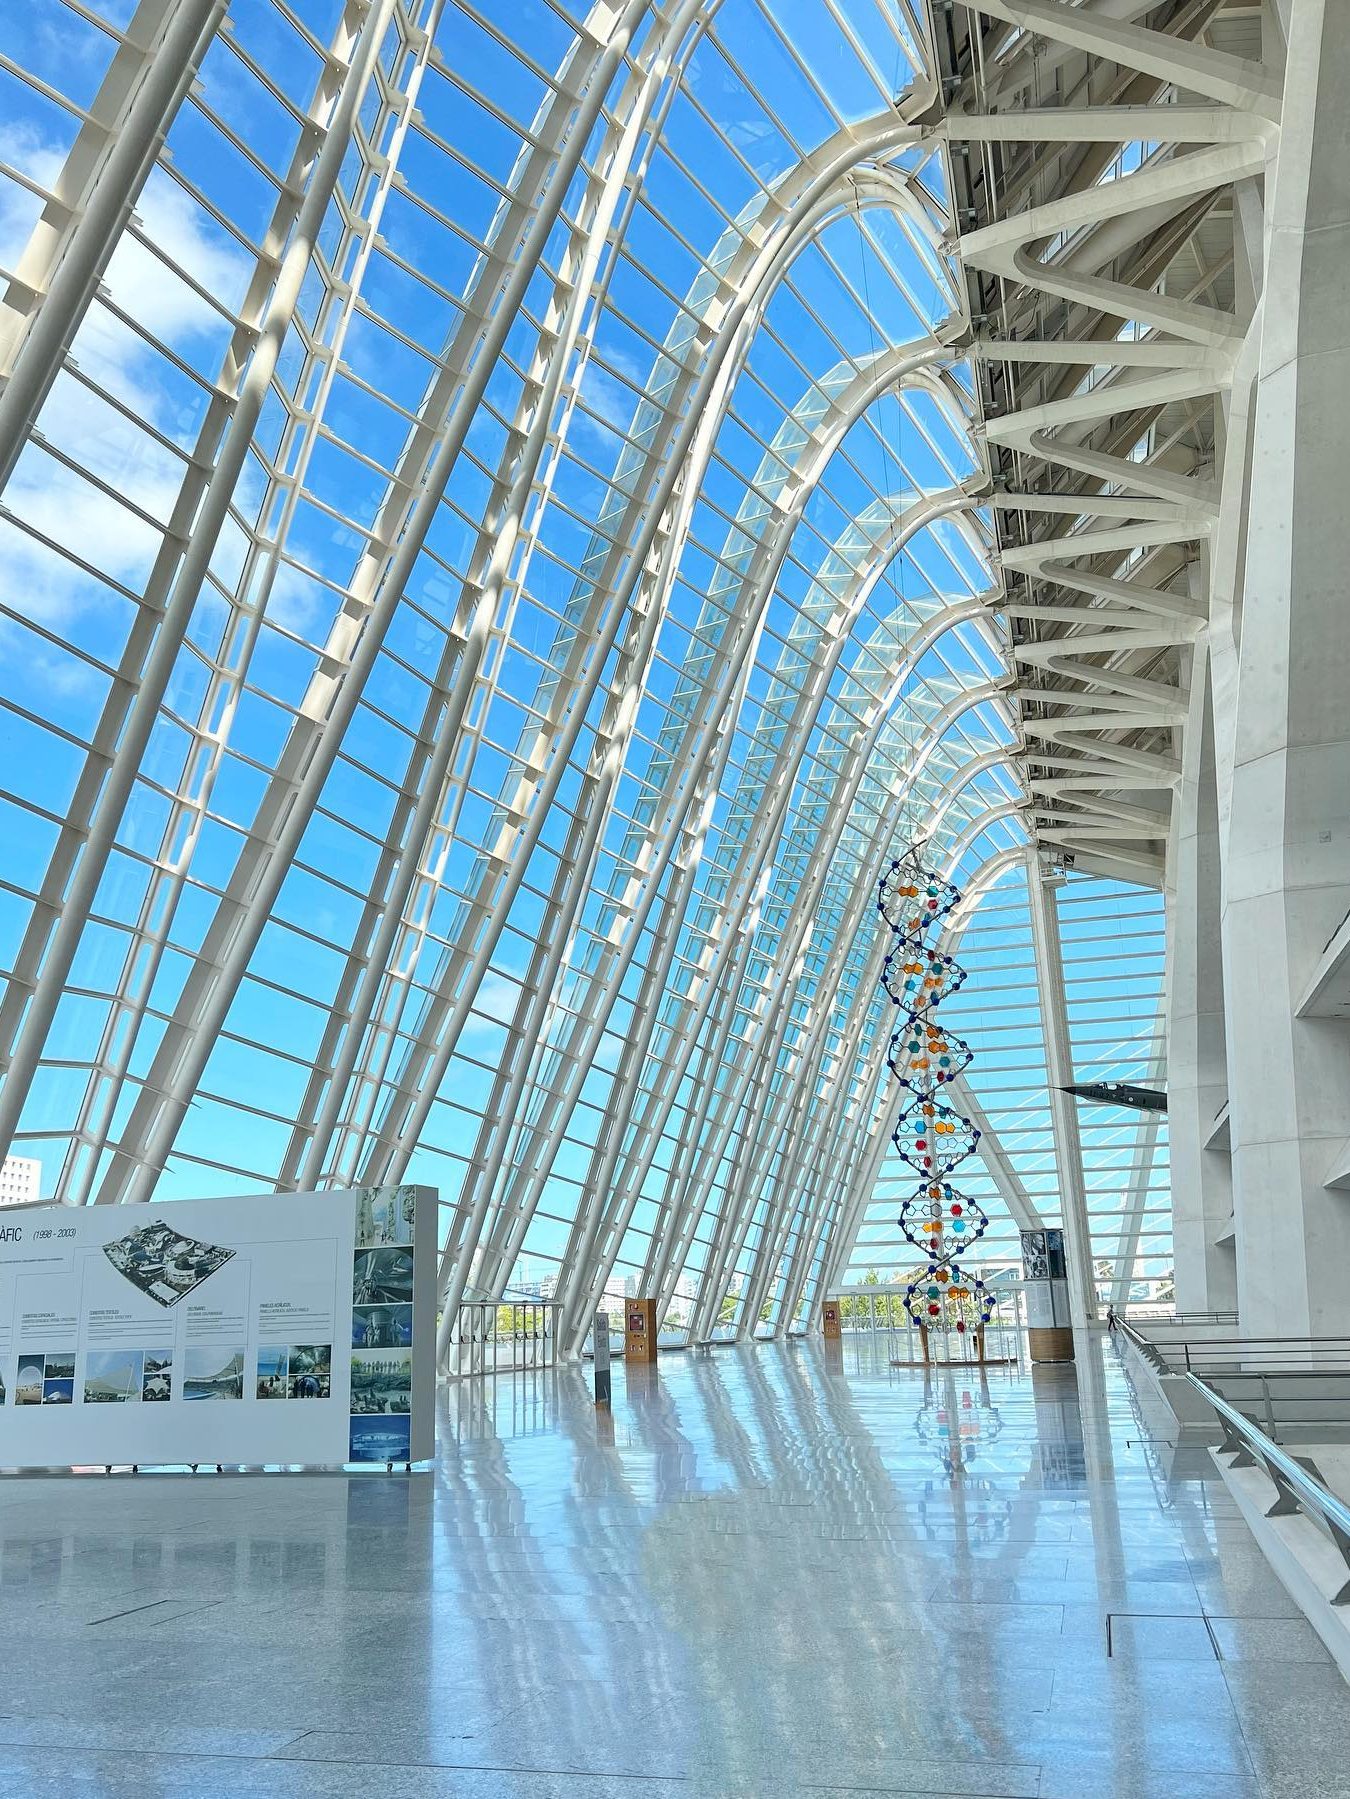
[0,1185,436,1471]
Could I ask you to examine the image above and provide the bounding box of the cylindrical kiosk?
[1020,1227,1074,1363]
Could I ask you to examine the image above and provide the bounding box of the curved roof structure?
[0,0,1178,1356]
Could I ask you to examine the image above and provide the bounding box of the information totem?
[624,1296,658,1363]
[592,1311,612,1406]
[821,1298,842,1341]
[1020,1227,1074,1363]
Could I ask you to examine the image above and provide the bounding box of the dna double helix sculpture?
[878,845,996,1345]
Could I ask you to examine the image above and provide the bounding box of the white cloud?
[0,463,174,630]
[0,122,63,260]
[103,165,251,351]
[463,966,526,1040]
[264,560,327,637]
[574,348,647,455]
[0,120,251,652]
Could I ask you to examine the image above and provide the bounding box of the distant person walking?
[1105,1303,1118,1333]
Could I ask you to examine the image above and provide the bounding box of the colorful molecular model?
[878,845,996,1342]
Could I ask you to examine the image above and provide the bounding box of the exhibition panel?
[0,1184,435,1465]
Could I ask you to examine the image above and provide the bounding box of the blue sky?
[0,0,1169,1306]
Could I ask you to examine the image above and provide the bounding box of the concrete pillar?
[1024,851,1097,1329]
[1167,649,1237,1313]
[1224,1,1350,1335]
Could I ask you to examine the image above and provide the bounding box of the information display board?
[0,1185,436,1470]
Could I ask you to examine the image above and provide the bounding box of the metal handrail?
[1123,1322,1350,1375]
[1148,1311,1240,1327]
[1118,1318,1168,1371]
[1187,1371,1350,1604]
[1182,1348,1350,1373]
[1209,1370,1350,1383]
[450,1299,560,1376]
[1148,1338,1350,1349]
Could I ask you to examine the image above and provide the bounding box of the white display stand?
[0,1185,436,1470]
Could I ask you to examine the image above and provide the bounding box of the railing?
[1188,1373,1350,1604]
[1118,1313,1239,1364]
[824,1284,1028,1365]
[1122,1321,1350,1444]
[1118,1319,1168,1373]
[1149,1310,1240,1327]
[449,1299,559,1376]
[1125,1325,1350,1375]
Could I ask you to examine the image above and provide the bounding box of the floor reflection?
[912,1362,1004,1476]
[0,1335,1339,1796]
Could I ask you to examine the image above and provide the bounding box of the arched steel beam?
[71,0,665,1201]
[0,0,410,1167]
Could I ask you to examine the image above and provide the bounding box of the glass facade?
[0,0,1168,1352]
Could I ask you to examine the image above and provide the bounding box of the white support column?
[1024,849,1097,1328]
[84,0,652,1203]
[1224,1,1350,1335]
[1167,649,1236,1312]
[344,132,929,1203]
[1111,996,1167,1312]
[818,1104,894,1302]
[642,948,749,1313]
[776,1093,881,1334]
[0,0,398,1165]
[290,0,678,1195]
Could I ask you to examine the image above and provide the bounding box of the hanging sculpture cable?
[878,843,996,1353]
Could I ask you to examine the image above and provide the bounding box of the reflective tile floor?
[0,1333,1347,1797]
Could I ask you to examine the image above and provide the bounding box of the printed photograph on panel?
[84,1350,145,1403]
[142,1353,172,1401]
[103,1221,235,1307]
[257,1347,288,1398]
[349,1412,412,1464]
[15,1355,44,1405]
[258,1344,331,1399]
[354,1187,415,1250]
[183,1346,245,1400]
[287,1345,331,1400]
[349,1350,412,1415]
[42,1378,74,1404]
[352,1304,412,1349]
[353,1247,413,1306]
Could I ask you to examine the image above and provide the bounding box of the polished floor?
[0,1334,1346,1797]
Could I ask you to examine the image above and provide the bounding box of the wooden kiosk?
[624,1296,658,1363]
